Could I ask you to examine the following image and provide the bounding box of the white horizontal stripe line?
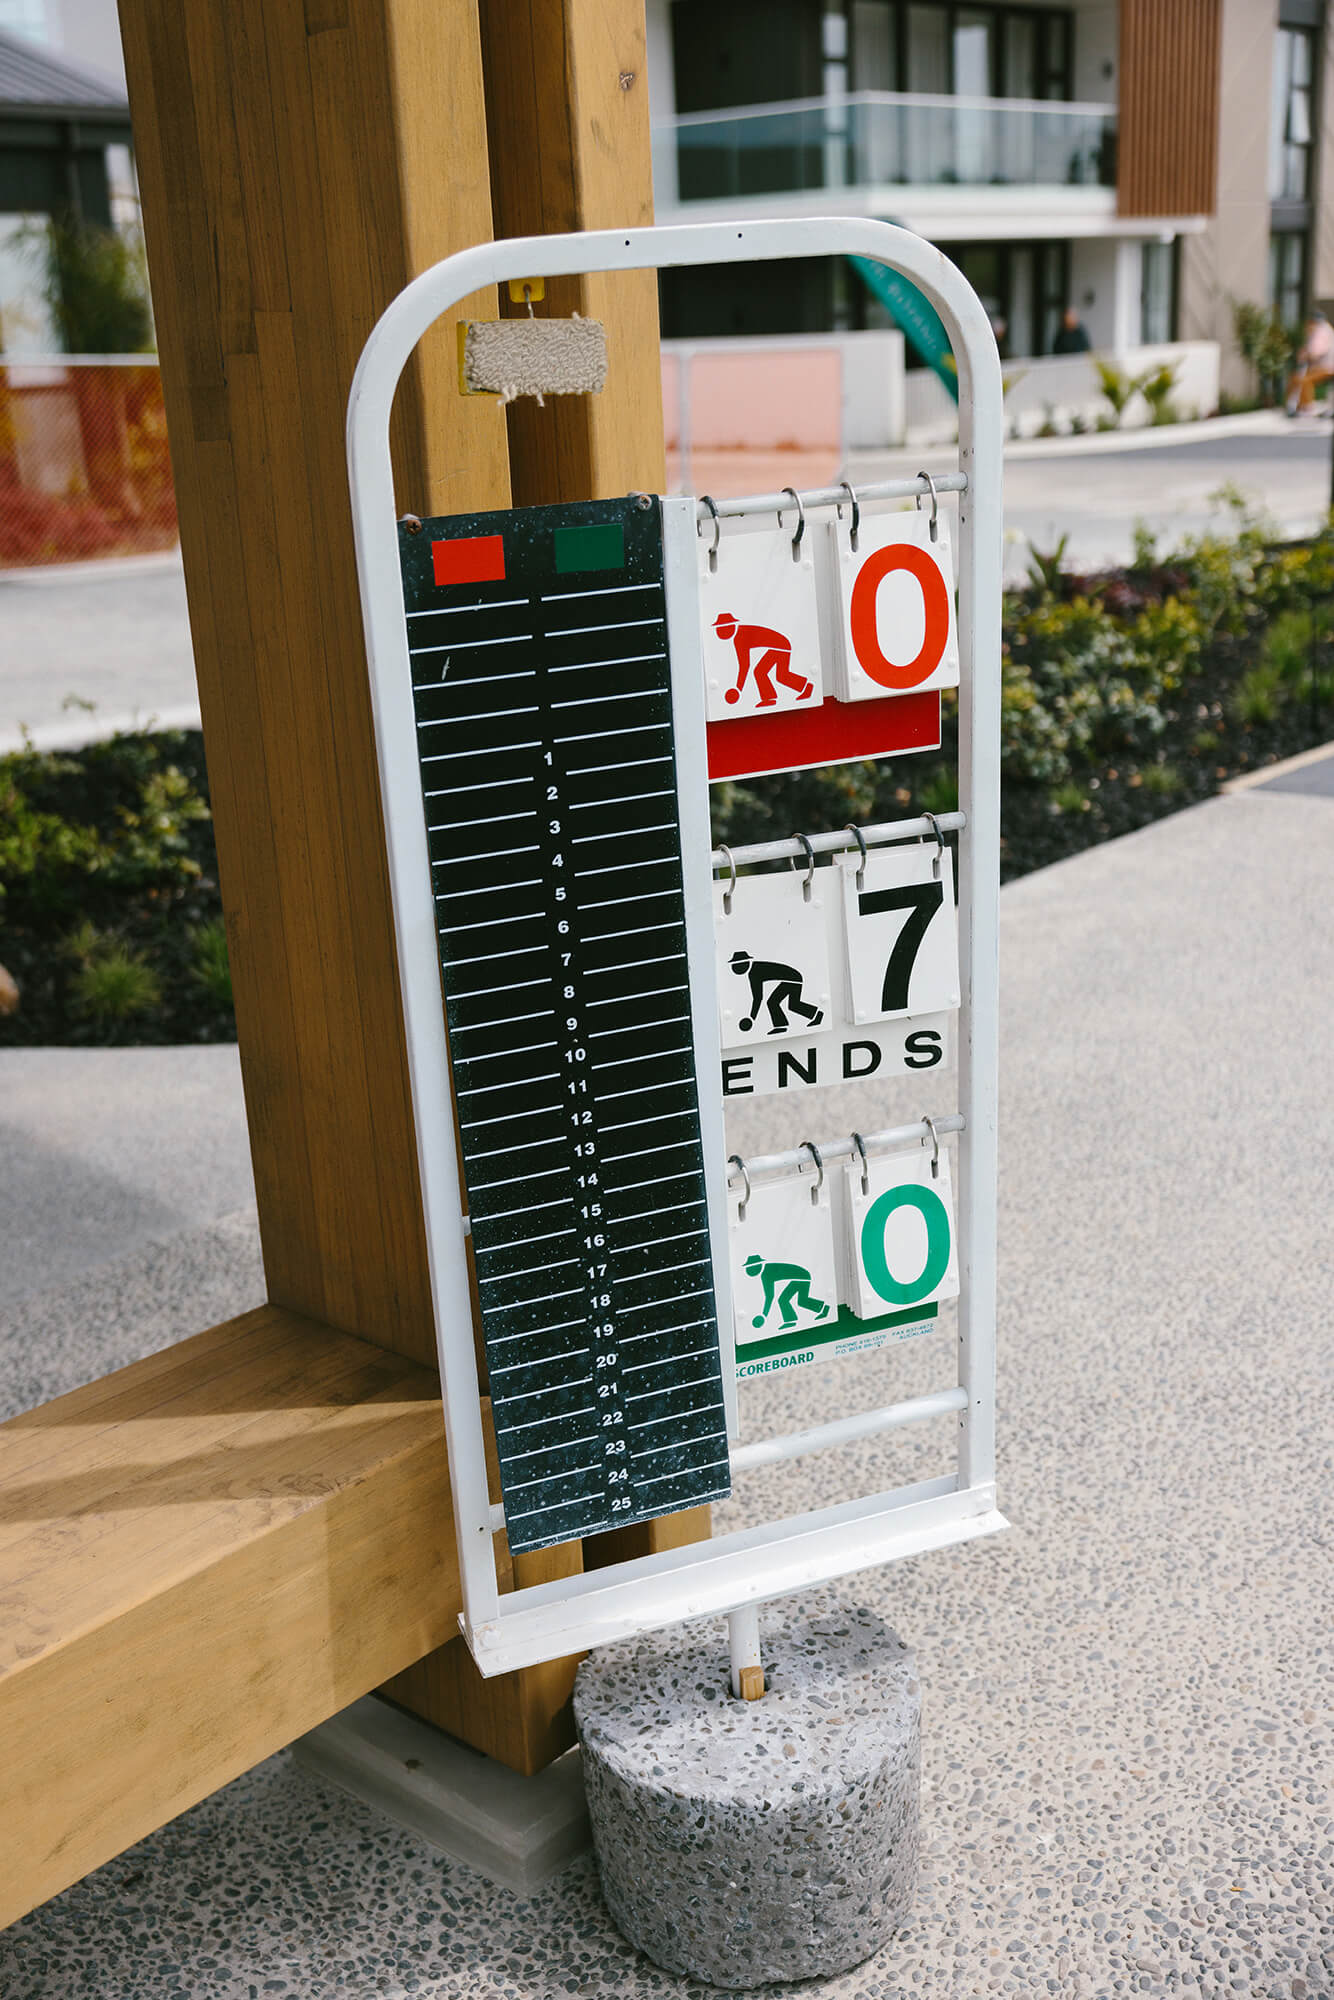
[447,976,545,997]
[539,582,660,601]
[474,1228,574,1255]
[449,1007,554,1029]
[408,598,528,617]
[557,723,670,744]
[568,756,674,776]
[469,1166,566,1190]
[547,618,662,637]
[593,1044,692,1070]
[445,911,543,935]
[632,1431,727,1459]
[496,1407,594,1436]
[616,1169,705,1192]
[425,775,533,797]
[428,809,538,830]
[411,633,530,653]
[413,669,535,690]
[454,1036,557,1061]
[551,690,664,710]
[548,651,666,676]
[614,1206,706,1232]
[584,924,684,947]
[466,1134,562,1161]
[620,1285,713,1314]
[601,1109,689,1132]
[450,946,546,969]
[605,1140,699,1163]
[487,1315,585,1343]
[504,1460,599,1493]
[437,880,542,900]
[589,1013,689,1038]
[480,1198,569,1221]
[579,857,679,879]
[569,789,674,810]
[502,1432,596,1462]
[619,1226,704,1253]
[638,1460,728,1487]
[571,826,675,845]
[477,1256,577,1284]
[460,1098,559,1128]
[491,1347,589,1376]
[623,1345,716,1374]
[437,844,540,866]
[626,1371,718,1402]
[583,889,682,911]
[423,743,540,762]
[619,1315,712,1343]
[593,1078,689,1103]
[420,707,539,729]
[586,983,686,1009]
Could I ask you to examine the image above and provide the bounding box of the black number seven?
[857,881,944,1012]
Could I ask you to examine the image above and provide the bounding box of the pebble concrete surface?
[576,1606,920,1986]
[0,788,1331,1998]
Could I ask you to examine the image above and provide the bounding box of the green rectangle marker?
[554,522,625,574]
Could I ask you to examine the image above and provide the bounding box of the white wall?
[906,340,1222,443]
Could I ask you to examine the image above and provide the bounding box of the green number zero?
[860,1183,951,1305]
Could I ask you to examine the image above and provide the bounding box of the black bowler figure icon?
[730,950,824,1036]
[714,613,814,708]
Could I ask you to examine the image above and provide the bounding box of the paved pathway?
[3,415,1330,747]
[2,769,1330,1998]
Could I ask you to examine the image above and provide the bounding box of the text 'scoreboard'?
[399,497,730,1553]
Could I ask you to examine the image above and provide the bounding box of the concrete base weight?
[574,1603,920,1988]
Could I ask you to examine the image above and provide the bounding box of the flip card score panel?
[398,497,731,1554]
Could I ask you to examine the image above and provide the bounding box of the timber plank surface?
[0,1308,459,1929]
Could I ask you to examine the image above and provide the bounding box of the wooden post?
[116,0,672,1776]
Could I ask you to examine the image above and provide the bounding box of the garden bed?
[3,512,1331,1045]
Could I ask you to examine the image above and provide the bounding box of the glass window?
[954,12,994,97]
[907,2,950,93]
[1140,240,1176,345]
[1269,27,1315,202]
[1268,230,1307,328]
[1041,13,1070,99]
[852,0,898,89]
[0,0,48,40]
[1003,15,1037,100]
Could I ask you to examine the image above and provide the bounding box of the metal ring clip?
[837,479,861,552]
[728,1152,752,1220]
[922,810,945,878]
[717,842,738,915]
[915,470,939,542]
[921,1114,941,1179]
[850,1129,870,1196]
[800,1140,825,1206]
[700,493,722,573]
[844,821,868,892]
[779,486,806,563]
[788,830,817,902]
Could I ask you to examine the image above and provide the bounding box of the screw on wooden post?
[728,1605,765,1700]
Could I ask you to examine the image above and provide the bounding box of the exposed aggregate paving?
[1,787,1330,1998]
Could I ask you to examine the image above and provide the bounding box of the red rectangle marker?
[707,691,941,783]
[432,534,506,588]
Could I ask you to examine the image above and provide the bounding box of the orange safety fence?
[0,358,178,568]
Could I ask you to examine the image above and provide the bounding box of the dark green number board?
[398,495,731,1554]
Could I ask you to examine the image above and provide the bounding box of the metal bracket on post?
[348,216,1006,1678]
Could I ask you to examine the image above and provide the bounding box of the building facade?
[649,0,1333,391]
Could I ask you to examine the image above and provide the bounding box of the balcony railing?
[660,92,1117,203]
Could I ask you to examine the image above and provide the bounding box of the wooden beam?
[0,1307,460,1930]
[116,0,594,1766]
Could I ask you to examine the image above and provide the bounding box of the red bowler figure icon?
[714,612,814,708]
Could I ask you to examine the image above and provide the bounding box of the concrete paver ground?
[1,781,1330,1997]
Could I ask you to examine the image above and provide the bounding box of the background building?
[649,0,1334,402]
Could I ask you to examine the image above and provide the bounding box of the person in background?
[1052,307,1091,355]
[1285,309,1334,416]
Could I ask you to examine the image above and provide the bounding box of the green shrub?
[191,918,233,1010]
[69,933,161,1023]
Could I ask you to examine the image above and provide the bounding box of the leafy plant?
[1026,533,1069,597]
[1092,357,1148,428]
[1139,362,1182,426]
[191,918,233,1010]
[1232,300,1298,406]
[66,928,162,1024]
[35,215,152,356]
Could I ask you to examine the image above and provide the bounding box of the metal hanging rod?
[694,471,967,526]
[730,1387,968,1474]
[712,811,965,873]
[729,1114,965,1192]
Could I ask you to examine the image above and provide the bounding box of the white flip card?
[829,507,959,702]
[841,1145,959,1323]
[698,522,823,723]
[713,869,832,1048]
[730,1170,838,1362]
[838,842,960,1023]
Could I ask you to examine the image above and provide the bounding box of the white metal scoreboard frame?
[348,217,1005,1678]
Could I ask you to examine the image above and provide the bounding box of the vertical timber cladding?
[398,496,730,1554]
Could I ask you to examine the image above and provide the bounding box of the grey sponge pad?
[462,314,608,403]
